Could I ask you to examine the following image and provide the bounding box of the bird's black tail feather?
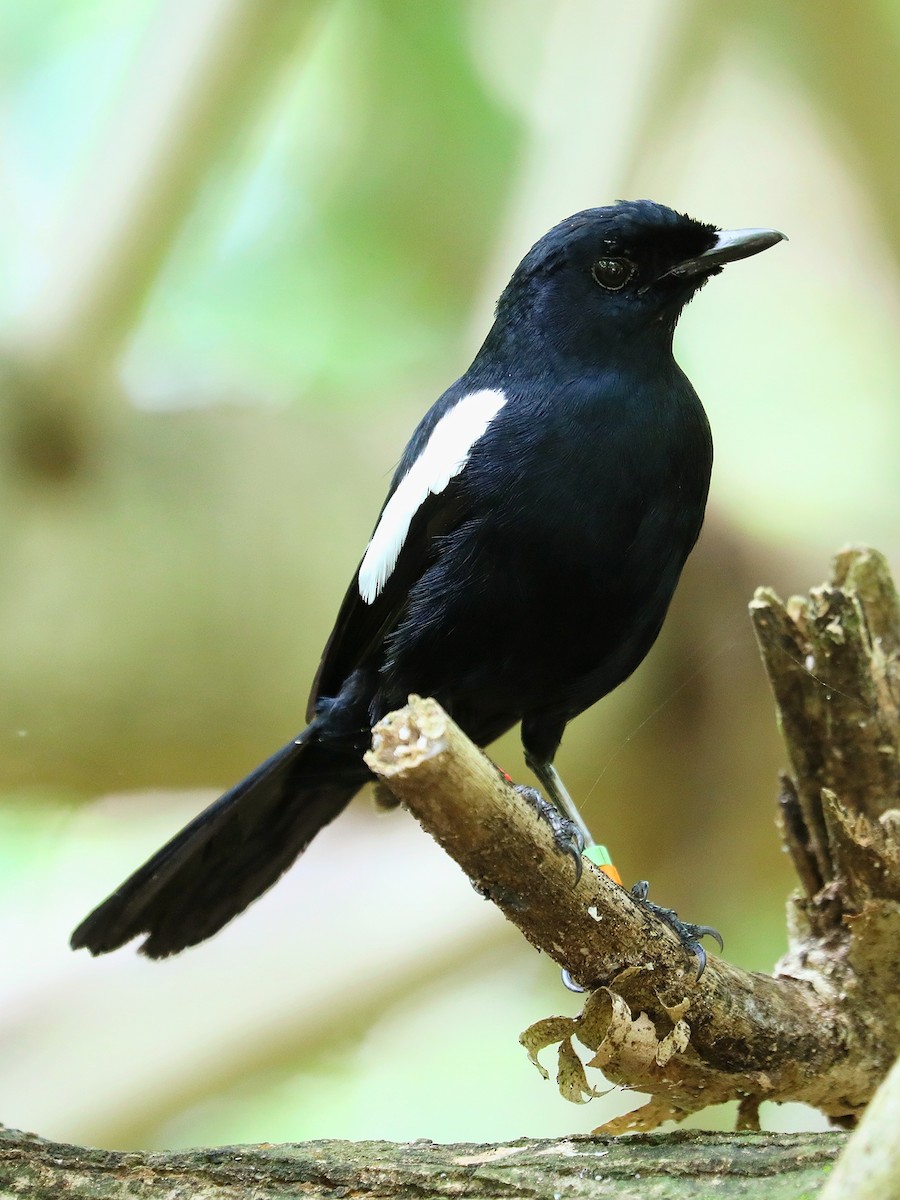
[70,722,369,958]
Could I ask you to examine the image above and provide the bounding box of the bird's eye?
[591,258,635,291]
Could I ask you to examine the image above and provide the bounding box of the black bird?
[72,200,784,960]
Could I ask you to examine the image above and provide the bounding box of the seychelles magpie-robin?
[72,200,784,959]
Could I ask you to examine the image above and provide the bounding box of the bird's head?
[492,200,785,362]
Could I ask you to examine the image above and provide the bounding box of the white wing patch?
[358,388,507,605]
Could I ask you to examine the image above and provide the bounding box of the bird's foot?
[514,784,584,881]
[630,880,723,978]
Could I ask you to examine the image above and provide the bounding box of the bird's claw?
[561,968,586,993]
[514,784,584,881]
[630,880,723,978]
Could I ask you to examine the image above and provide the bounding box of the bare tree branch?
[0,1124,844,1199]
[364,545,900,1131]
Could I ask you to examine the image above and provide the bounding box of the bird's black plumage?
[71,200,784,958]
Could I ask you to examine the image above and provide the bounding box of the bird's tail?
[70,722,369,958]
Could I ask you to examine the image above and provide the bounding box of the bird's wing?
[306,384,507,718]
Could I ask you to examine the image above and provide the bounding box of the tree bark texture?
[0,1125,844,1199]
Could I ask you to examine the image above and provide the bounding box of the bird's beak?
[663,227,787,280]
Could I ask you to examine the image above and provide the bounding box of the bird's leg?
[517,751,722,983]
[514,752,593,883]
[513,783,585,880]
[528,759,595,850]
[558,882,723,992]
[630,880,723,978]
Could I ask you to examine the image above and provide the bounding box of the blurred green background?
[1,0,898,1150]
